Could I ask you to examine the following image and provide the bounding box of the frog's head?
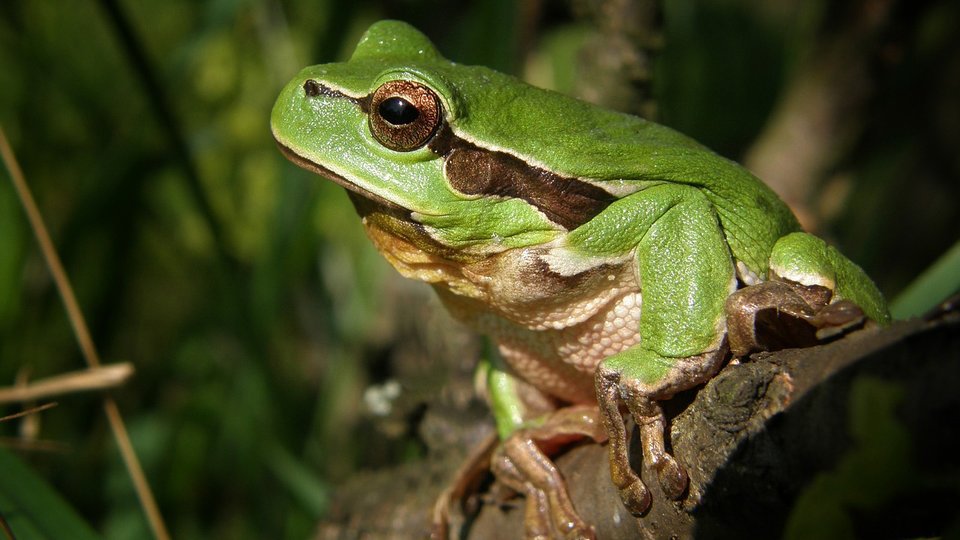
[271,20,615,262]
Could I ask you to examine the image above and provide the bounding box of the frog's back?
[445,65,801,275]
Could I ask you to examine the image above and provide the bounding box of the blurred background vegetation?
[0,0,957,538]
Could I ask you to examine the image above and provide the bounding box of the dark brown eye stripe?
[302,80,360,104]
[438,129,616,230]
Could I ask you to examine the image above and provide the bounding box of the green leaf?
[891,239,960,319]
[0,447,101,540]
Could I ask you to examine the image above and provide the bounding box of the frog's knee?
[769,232,837,290]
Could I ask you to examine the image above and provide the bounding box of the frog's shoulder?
[446,77,800,271]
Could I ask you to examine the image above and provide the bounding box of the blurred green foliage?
[0,446,102,540]
[0,1,957,539]
[783,377,913,540]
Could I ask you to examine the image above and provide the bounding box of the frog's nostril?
[303,79,321,97]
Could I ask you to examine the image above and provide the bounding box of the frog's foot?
[431,432,499,540]
[595,349,726,515]
[490,405,606,539]
[725,280,866,357]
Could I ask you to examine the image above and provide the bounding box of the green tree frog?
[271,20,889,538]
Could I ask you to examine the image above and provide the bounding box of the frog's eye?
[369,80,442,152]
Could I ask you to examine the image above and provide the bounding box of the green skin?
[272,20,889,538]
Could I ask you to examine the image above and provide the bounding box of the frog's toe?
[503,454,595,540]
[552,509,597,540]
[810,299,865,338]
[618,479,652,516]
[521,490,552,539]
[655,457,688,500]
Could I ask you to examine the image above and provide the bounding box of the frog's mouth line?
[274,140,409,214]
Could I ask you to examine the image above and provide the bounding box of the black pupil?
[379,97,419,125]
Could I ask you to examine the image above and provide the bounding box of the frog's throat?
[351,192,488,268]
[276,136,486,265]
[364,219,482,294]
[274,140,408,213]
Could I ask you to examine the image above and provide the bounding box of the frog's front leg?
[491,405,607,539]
[587,184,737,514]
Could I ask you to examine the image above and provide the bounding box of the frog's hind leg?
[767,231,889,325]
[431,432,499,540]
[725,231,892,357]
[725,279,865,357]
[490,405,607,539]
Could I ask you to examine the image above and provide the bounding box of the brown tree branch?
[314,311,959,538]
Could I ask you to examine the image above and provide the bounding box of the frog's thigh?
[597,186,734,510]
[492,406,606,539]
